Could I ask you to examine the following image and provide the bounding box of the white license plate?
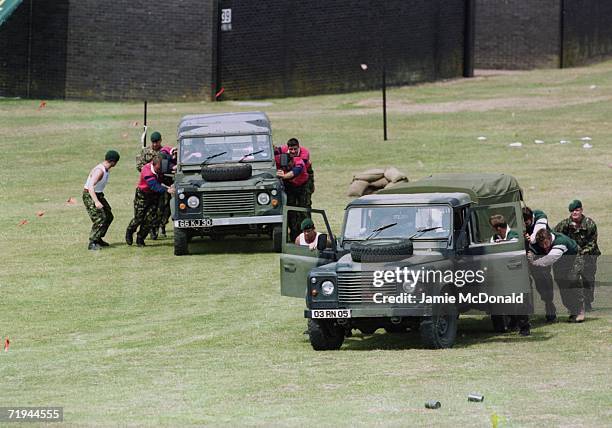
[176,218,213,228]
[311,309,351,319]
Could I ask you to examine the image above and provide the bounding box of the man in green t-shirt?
[489,214,520,242]
[489,214,530,336]
[529,229,584,322]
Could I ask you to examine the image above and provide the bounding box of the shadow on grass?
[156,234,276,254]
[340,316,555,351]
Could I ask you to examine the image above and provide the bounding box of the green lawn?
[0,61,611,426]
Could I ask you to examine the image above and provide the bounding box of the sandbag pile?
[347,167,409,197]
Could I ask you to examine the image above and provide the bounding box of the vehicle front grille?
[337,272,397,304]
[202,191,255,216]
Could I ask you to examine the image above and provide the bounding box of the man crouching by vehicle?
[126,155,175,247]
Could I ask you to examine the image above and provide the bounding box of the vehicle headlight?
[187,195,200,208]
[178,193,185,200]
[271,189,278,196]
[257,193,270,205]
[402,281,416,293]
[321,280,335,296]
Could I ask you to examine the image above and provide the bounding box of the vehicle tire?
[272,226,282,253]
[420,300,458,349]
[350,239,413,263]
[491,315,508,333]
[174,228,189,256]
[201,163,252,181]
[308,319,345,351]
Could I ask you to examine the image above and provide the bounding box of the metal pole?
[382,65,387,141]
[26,0,33,98]
[559,0,565,68]
[463,0,475,77]
[215,0,223,101]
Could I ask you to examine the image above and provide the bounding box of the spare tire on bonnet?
[350,239,414,263]
[201,163,252,181]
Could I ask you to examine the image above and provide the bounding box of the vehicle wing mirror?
[317,233,328,251]
[279,153,290,168]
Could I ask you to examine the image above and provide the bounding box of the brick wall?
[475,0,561,69]
[216,0,466,100]
[64,0,215,101]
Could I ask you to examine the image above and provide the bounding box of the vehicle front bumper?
[304,306,432,318]
[173,214,282,228]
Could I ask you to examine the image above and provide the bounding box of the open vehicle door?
[280,206,336,298]
[462,202,531,297]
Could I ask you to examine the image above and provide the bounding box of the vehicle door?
[280,207,336,298]
[463,202,531,296]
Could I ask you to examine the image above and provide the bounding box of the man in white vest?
[83,150,120,250]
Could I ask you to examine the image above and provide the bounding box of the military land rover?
[171,112,284,255]
[280,173,533,350]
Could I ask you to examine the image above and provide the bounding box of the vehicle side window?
[470,205,521,244]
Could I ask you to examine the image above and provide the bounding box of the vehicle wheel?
[491,315,509,333]
[308,319,344,351]
[272,226,282,253]
[420,301,458,349]
[201,163,252,181]
[350,239,413,262]
[174,228,189,256]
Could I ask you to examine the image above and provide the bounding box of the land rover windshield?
[342,205,452,241]
[180,135,273,164]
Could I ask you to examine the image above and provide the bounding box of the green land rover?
[171,112,284,255]
[280,173,533,350]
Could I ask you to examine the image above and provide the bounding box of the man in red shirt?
[277,143,310,240]
[281,138,314,207]
[126,156,175,247]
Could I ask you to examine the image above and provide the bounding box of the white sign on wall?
[221,8,232,31]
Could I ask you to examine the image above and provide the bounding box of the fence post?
[463,0,475,77]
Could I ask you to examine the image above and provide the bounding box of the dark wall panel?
[64,0,215,101]
[563,0,612,67]
[217,0,466,100]
[0,2,29,97]
[475,0,561,69]
[0,0,69,98]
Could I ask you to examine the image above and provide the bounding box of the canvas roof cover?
[0,0,22,27]
[378,173,523,205]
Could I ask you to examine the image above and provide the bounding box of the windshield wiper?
[200,151,227,166]
[408,226,442,240]
[238,149,264,163]
[366,222,398,240]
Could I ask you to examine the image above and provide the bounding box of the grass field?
[1,61,611,426]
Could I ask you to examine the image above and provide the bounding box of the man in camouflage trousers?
[276,146,310,241]
[554,200,600,311]
[280,138,315,208]
[126,156,175,247]
[136,131,163,239]
[523,206,557,322]
[529,229,585,322]
[83,150,120,250]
